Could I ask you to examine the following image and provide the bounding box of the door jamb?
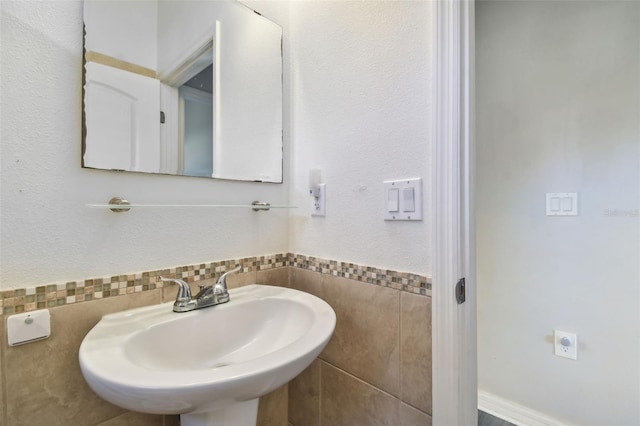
[432,0,476,424]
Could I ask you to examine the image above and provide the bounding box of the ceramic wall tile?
[96,411,164,426]
[287,359,320,426]
[321,275,400,396]
[400,402,432,426]
[256,267,290,288]
[226,270,259,290]
[95,412,179,425]
[400,292,432,414]
[0,255,431,425]
[320,362,399,426]
[4,290,162,426]
[163,415,180,426]
[257,384,288,426]
[289,268,323,299]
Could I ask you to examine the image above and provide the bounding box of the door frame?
[432,0,476,424]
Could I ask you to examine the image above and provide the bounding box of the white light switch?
[384,178,422,221]
[402,188,415,212]
[546,193,578,216]
[388,188,399,212]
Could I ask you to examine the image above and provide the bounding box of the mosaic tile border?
[289,253,431,296]
[0,254,288,315]
[1,253,430,314]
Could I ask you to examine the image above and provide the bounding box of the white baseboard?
[478,390,570,426]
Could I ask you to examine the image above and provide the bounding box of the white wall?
[476,1,640,425]
[84,0,158,70]
[288,0,434,276]
[1,0,433,284]
[0,0,289,289]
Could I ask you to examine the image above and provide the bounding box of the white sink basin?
[79,285,335,425]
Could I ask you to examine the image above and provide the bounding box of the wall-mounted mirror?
[82,0,283,183]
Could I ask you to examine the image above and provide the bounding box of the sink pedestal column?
[181,399,259,426]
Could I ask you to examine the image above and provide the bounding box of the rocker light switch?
[403,188,415,212]
[388,188,399,212]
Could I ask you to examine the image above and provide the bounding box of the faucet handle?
[216,265,242,291]
[160,277,192,301]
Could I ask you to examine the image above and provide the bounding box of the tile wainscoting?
[0,254,431,425]
[287,268,432,426]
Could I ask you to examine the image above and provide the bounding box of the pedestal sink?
[79,284,336,426]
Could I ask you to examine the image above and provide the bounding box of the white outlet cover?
[311,183,326,217]
[554,330,578,360]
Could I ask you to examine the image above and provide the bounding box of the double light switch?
[546,193,578,216]
[384,178,422,221]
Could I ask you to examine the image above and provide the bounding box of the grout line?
[319,358,431,418]
[319,359,404,406]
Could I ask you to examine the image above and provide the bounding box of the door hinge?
[160,111,165,124]
[455,277,466,304]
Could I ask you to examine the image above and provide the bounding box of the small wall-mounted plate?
[546,193,578,216]
[7,310,51,346]
[554,330,578,360]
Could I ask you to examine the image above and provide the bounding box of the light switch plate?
[546,193,578,216]
[384,178,422,221]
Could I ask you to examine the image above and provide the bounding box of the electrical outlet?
[312,184,326,217]
[554,330,578,360]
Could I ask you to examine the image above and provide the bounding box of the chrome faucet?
[161,265,242,313]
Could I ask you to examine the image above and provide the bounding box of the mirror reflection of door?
[83,62,161,173]
[179,65,214,177]
[82,0,283,183]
